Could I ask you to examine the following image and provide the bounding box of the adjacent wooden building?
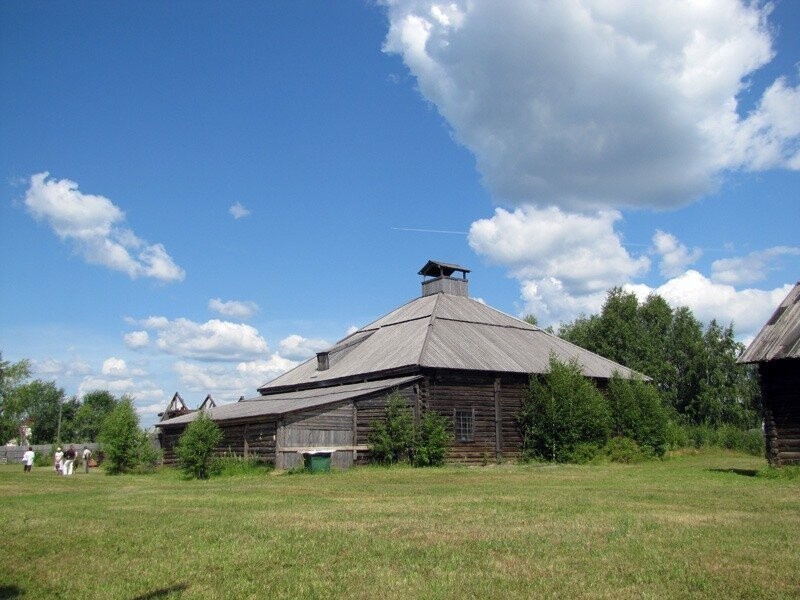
[157,261,642,467]
[738,282,800,466]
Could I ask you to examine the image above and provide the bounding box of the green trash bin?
[303,451,332,473]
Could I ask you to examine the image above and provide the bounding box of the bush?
[606,374,669,457]
[603,436,647,463]
[368,394,415,464]
[33,449,52,468]
[176,412,223,479]
[99,399,151,475]
[566,442,601,464]
[518,355,611,462]
[412,411,453,467]
[664,419,688,450]
[369,393,453,467]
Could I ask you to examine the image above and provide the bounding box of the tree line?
[549,288,760,430]
[0,354,126,445]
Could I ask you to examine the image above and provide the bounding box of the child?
[54,447,64,475]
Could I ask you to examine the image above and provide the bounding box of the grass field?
[1,450,798,599]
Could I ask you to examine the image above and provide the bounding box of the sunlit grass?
[1,450,798,599]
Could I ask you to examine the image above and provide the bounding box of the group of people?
[21,445,92,474]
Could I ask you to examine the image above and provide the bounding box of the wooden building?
[157,261,642,467]
[738,282,800,466]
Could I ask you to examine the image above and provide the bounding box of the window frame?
[453,407,475,443]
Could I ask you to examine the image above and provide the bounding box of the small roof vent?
[419,260,470,297]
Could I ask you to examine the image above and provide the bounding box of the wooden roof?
[418,260,470,278]
[259,291,643,394]
[156,376,422,427]
[739,282,800,364]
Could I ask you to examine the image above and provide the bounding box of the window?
[454,408,474,442]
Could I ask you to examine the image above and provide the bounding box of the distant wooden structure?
[198,394,217,411]
[157,261,644,468]
[739,282,800,466]
[158,392,191,422]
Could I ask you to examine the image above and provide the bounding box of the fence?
[0,443,101,464]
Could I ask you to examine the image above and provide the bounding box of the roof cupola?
[419,260,470,297]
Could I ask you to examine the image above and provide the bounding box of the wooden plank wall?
[761,359,800,466]
[354,386,417,446]
[159,419,277,466]
[276,403,355,469]
[425,370,527,464]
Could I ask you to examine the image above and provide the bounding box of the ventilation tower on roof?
[419,260,470,298]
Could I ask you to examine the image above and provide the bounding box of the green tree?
[11,380,68,444]
[559,289,760,429]
[0,355,32,443]
[518,356,611,462]
[99,398,149,474]
[175,412,223,479]
[74,390,121,441]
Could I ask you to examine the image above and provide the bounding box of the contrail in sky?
[392,227,468,235]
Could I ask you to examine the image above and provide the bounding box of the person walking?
[82,446,91,474]
[22,446,35,473]
[54,447,64,475]
[63,445,76,476]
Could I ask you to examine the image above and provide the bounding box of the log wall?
[159,419,277,466]
[760,359,800,466]
[424,370,527,464]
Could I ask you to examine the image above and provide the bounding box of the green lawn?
[1,450,798,599]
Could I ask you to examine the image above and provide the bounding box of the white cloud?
[520,278,608,327]
[711,246,800,285]
[24,172,185,282]
[141,316,170,330]
[277,334,330,361]
[142,317,269,361]
[229,202,251,219]
[384,1,800,210]
[32,359,64,376]
[625,270,793,340]
[101,357,128,376]
[174,353,296,397]
[124,330,150,349]
[208,298,259,320]
[469,206,649,296]
[652,230,702,277]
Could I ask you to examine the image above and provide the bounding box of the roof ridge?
[417,292,442,365]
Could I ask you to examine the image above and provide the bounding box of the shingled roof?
[739,282,800,364]
[259,289,642,394]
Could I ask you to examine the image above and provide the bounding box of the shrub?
[413,411,453,467]
[99,399,149,475]
[518,355,611,462]
[176,412,223,480]
[368,394,415,464]
[566,442,601,464]
[606,374,669,457]
[603,436,647,464]
[664,419,688,450]
[369,393,453,467]
[33,449,53,468]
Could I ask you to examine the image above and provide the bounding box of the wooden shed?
[157,261,643,466]
[738,282,800,466]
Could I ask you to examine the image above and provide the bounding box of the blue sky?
[1,1,798,428]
